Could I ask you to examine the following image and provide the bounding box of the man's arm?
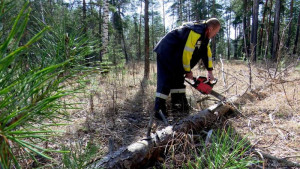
[202,44,214,80]
[207,70,214,81]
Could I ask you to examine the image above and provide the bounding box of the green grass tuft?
[184,128,261,169]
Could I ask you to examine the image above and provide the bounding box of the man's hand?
[207,70,214,81]
[185,71,193,80]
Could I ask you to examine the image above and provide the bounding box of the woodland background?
[0,0,300,168]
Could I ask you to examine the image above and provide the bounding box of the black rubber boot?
[171,93,190,113]
[154,97,168,121]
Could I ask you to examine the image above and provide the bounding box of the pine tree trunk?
[98,0,102,62]
[246,0,251,58]
[178,0,183,24]
[251,0,259,62]
[202,0,206,18]
[286,0,294,49]
[187,0,190,21]
[122,31,129,63]
[117,6,129,63]
[195,0,200,21]
[162,0,166,34]
[83,0,87,34]
[134,16,139,59]
[144,0,150,79]
[227,6,231,60]
[264,0,273,60]
[243,0,249,59]
[211,0,217,60]
[258,0,269,58]
[271,0,281,61]
[101,0,109,62]
[138,0,142,61]
[83,0,89,65]
[151,4,155,60]
[234,24,238,59]
[293,9,300,54]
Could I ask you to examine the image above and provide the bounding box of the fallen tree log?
[254,151,300,168]
[88,96,239,169]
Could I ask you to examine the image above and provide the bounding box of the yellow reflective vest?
[154,21,213,73]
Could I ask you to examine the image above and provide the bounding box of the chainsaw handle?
[193,76,218,87]
[210,78,218,86]
[192,77,197,82]
[186,76,218,88]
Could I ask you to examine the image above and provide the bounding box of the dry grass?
[50,59,300,167]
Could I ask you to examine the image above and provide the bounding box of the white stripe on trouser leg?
[156,92,168,99]
[170,89,186,93]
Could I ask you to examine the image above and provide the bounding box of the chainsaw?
[185,76,226,101]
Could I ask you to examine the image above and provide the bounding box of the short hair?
[206,18,220,29]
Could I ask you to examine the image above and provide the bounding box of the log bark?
[255,151,300,168]
[88,96,238,169]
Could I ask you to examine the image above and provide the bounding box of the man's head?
[205,18,220,39]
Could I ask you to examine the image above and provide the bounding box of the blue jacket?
[154,21,213,74]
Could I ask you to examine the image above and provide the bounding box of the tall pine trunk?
[83,0,87,34]
[286,0,294,50]
[251,0,259,62]
[83,0,89,65]
[234,24,238,59]
[101,0,109,62]
[293,9,300,55]
[121,29,129,63]
[226,5,231,60]
[134,16,139,59]
[144,0,150,79]
[151,4,155,60]
[211,0,217,60]
[264,0,273,60]
[162,0,166,34]
[138,0,142,61]
[258,0,269,58]
[243,0,249,59]
[246,0,251,57]
[117,6,129,63]
[202,0,207,18]
[178,0,183,25]
[271,0,281,61]
[98,1,102,62]
[195,0,200,21]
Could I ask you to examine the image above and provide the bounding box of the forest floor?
[48,59,300,168]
